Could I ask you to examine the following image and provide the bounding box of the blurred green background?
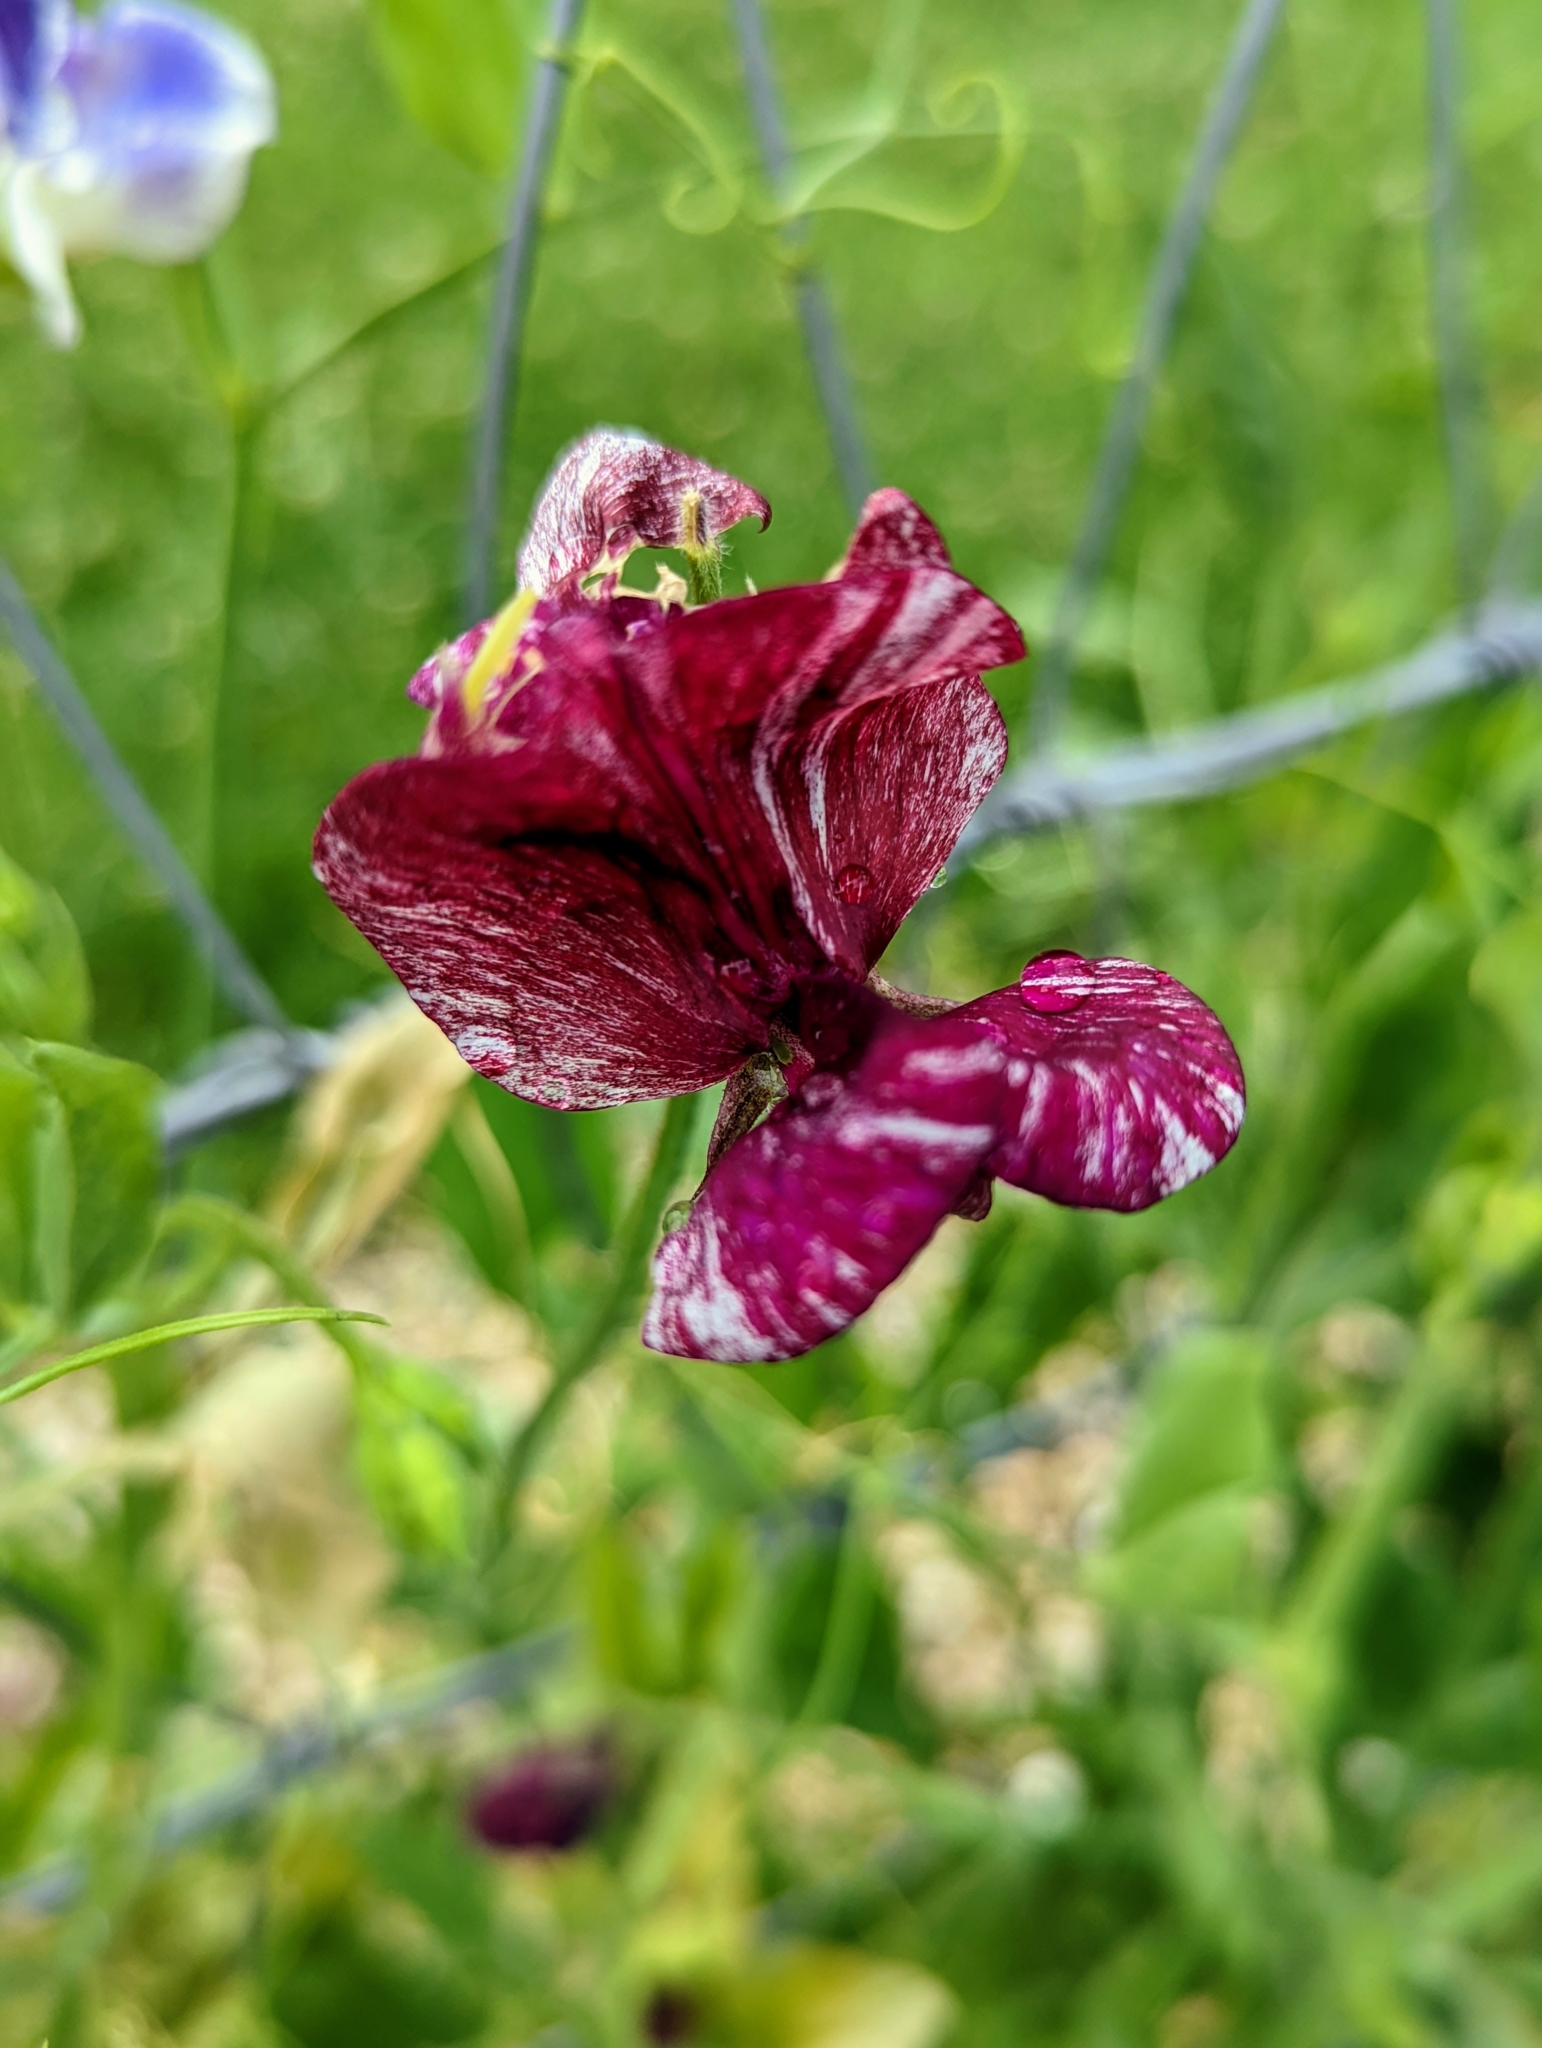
[5,0,1542,2041]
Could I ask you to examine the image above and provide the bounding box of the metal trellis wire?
[0,1626,574,1917]
[1026,0,1291,751]
[730,0,875,518]
[1424,0,1498,611]
[0,556,304,1049]
[465,0,587,625]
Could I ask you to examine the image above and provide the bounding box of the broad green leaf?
[353,1356,485,1562]
[1470,905,1542,1073]
[588,1519,675,1694]
[730,1946,957,2048]
[1092,1488,1271,1619]
[1117,1329,1274,1542]
[0,1038,159,1320]
[365,0,525,174]
[27,1040,160,1316]
[0,1041,41,1310]
[0,845,90,1043]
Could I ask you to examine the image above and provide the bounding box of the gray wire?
[0,555,294,1038]
[1027,0,1290,752]
[1425,0,1497,611]
[966,598,1542,847]
[730,0,874,517]
[465,0,587,626]
[159,1025,336,1154]
[0,1625,574,1916]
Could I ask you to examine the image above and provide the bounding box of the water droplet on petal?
[835,863,872,905]
[929,864,948,891]
[661,1199,694,1236]
[1019,950,1096,1014]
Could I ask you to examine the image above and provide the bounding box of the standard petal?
[764,674,1007,976]
[0,0,68,145]
[36,0,274,264]
[834,487,953,574]
[642,1000,1005,1363]
[960,953,1245,1211]
[517,428,770,601]
[613,541,1023,960]
[314,753,766,1110]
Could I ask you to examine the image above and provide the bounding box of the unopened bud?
[467,1734,615,1851]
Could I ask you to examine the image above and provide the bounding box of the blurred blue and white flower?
[0,0,274,346]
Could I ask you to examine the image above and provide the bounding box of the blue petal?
[39,0,274,263]
[0,0,69,146]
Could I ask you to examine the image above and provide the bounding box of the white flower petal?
[2,155,80,344]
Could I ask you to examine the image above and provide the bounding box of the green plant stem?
[682,542,723,606]
[798,1475,876,1726]
[1276,1301,1477,1741]
[0,1308,384,1411]
[481,1091,699,1571]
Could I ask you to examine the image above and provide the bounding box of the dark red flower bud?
[643,1987,700,2045]
[467,1736,614,1852]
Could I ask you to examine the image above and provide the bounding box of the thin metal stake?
[1425,0,1497,611]
[465,0,586,626]
[0,555,293,1037]
[731,0,874,518]
[1028,0,1290,752]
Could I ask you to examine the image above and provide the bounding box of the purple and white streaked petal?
[643,1005,1006,1363]
[958,952,1245,1212]
[517,428,770,601]
[314,748,768,1110]
[759,674,1007,977]
[36,0,274,265]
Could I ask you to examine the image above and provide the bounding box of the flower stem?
[465,0,586,623]
[480,1092,700,1572]
[682,543,723,607]
[679,489,724,606]
[797,1474,876,1726]
[1276,1300,1478,1747]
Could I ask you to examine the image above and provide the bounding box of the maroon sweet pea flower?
[467,1735,616,1852]
[315,429,1245,1364]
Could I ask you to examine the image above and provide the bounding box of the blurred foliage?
[2,0,1542,2044]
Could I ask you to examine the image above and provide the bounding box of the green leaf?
[353,1356,486,1562]
[0,845,90,1043]
[0,1037,159,1321]
[1117,1329,1275,1542]
[27,1040,160,1316]
[0,1042,42,1311]
[365,0,525,174]
[1092,1488,1272,1619]
[0,1307,388,1407]
[1470,905,1542,1073]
